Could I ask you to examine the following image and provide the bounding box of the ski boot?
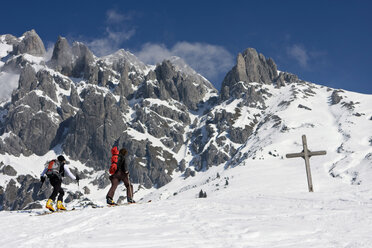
[127,198,136,204]
[106,197,116,205]
[46,199,55,212]
[57,200,67,211]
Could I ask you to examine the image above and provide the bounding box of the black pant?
[49,175,64,201]
[107,170,133,200]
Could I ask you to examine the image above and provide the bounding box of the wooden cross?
[286,135,326,192]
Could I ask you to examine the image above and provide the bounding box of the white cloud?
[106,9,127,23]
[287,44,309,68]
[136,42,234,81]
[106,27,135,44]
[84,10,136,57]
[43,42,55,61]
[135,43,172,64]
[87,27,135,57]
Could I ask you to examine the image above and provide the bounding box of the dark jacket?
[117,154,128,172]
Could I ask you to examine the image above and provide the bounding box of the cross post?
[286,135,326,192]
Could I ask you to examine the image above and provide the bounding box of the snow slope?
[1,158,372,247]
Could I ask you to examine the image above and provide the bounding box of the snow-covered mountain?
[0,29,372,220]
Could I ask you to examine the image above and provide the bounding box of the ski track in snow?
[1,161,372,248]
[1,192,372,248]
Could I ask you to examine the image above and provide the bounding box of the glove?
[76,174,80,182]
[124,171,130,179]
[40,176,46,183]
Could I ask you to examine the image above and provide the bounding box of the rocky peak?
[71,42,95,78]
[49,37,95,79]
[51,36,72,66]
[12,29,46,57]
[222,48,278,89]
[220,48,301,101]
[168,56,198,76]
[151,59,217,110]
[101,49,149,74]
[155,60,178,81]
[1,34,18,46]
[71,42,95,62]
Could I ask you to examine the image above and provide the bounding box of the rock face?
[0,175,52,211]
[0,31,308,211]
[4,64,59,156]
[0,164,17,176]
[331,90,343,105]
[221,48,302,101]
[186,47,307,173]
[12,30,46,57]
[136,59,216,111]
[63,87,127,169]
[49,37,95,79]
[50,36,73,75]
[222,48,278,88]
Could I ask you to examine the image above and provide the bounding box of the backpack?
[45,160,63,177]
[109,146,119,175]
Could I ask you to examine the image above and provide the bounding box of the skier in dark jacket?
[40,155,80,211]
[106,147,135,205]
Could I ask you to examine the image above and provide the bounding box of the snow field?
[2,158,372,247]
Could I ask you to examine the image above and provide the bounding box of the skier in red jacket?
[106,147,135,205]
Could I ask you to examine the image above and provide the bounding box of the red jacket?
[109,146,119,175]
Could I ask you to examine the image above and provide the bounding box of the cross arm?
[286,152,305,158]
[308,151,326,156]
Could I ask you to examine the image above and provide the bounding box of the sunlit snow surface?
[1,158,372,247]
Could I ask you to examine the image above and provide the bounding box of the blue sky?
[1,0,371,93]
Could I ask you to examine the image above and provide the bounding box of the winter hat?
[57,155,66,162]
[119,148,127,156]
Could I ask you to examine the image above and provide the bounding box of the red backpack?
[45,159,61,176]
[109,146,119,175]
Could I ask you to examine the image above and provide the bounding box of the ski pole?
[128,179,132,199]
[127,173,133,200]
[76,175,80,191]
